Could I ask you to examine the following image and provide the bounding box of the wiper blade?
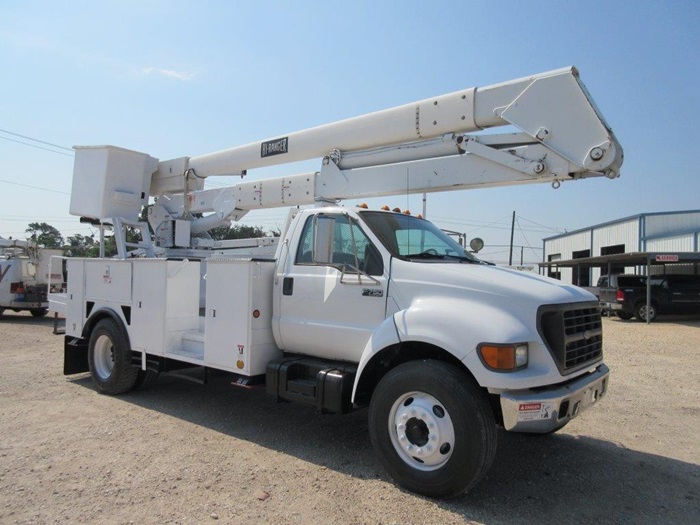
[405,251,446,259]
[444,254,479,263]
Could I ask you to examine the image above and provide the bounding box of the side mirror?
[313,215,335,264]
[469,237,484,253]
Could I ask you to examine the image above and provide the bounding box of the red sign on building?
[655,254,679,262]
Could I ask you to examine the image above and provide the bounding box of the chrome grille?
[539,303,603,374]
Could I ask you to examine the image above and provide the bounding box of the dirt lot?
[0,312,699,525]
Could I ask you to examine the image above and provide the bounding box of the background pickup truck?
[597,274,700,322]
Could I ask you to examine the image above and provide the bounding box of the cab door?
[277,213,388,363]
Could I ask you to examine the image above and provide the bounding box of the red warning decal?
[519,403,542,411]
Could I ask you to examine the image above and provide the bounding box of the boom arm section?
[184,66,621,179]
[157,67,622,238]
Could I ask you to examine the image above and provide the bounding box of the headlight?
[478,343,528,372]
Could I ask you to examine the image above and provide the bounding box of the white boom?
[0,238,35,250]
[187,66,621,178]
[69,66,623,248]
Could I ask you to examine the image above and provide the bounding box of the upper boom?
[187,66,621,179]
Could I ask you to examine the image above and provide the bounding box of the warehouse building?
[542,210,700,286]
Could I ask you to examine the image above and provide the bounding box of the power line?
[434,218,557,234]
[517,215,565,233]
[0,127,74,152]
[431,214,512,227]
[516,217,542,260]
[0,135,75,157]
[0,178,70,195]
[0,217,79,222]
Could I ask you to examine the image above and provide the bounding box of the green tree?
[208,224,270,240]
[66,233,98,257]
[26,222,64,248]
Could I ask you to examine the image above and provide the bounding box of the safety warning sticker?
[517,402,553,421]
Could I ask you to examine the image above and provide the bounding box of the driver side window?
[295,215,383,275]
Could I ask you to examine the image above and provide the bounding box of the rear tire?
[30,308,48,318]
[368,360,496,498]
[615,311,633,321]
[634,302,657,322]
[88,318,138,394]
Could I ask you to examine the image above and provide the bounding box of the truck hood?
[389,258,595,308]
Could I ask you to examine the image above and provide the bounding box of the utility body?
[56,67,622,497]
[0,238,61,318]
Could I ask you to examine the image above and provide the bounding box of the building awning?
[538,251,700,269]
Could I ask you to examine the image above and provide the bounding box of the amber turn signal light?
[478,344,528,371]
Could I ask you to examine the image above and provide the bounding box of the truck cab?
[274,205,607,401]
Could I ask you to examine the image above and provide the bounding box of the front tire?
[368,360,496,498]
[88,318,138,394]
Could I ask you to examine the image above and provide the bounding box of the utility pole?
[509,211,515,266]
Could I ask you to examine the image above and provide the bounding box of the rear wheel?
[615,311,633,321]
[368,360,496,498]
[634,302,657,322]
[88,318,138,394]
[30,308,48,318]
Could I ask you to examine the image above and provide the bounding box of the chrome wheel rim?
[388,391,455,471]
[639,305,655,320]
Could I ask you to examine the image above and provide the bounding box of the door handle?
[283,277,294,296]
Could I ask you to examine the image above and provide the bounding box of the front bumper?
[500,364,609,433]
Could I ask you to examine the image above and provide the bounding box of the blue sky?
[1,0,698,264]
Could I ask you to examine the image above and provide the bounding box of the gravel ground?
[0,311,699,525]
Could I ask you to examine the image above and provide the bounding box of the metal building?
[543,210,700,285]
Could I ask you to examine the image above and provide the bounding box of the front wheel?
[368,360,497,498]
[88,318,138,394]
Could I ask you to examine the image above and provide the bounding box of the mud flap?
[64,336,89,375]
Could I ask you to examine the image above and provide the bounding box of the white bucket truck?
[1,238,62,318]
[57,67,622,497]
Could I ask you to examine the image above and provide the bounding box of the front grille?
[538,303,603,374]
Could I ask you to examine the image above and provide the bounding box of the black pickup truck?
[597,274,700,322]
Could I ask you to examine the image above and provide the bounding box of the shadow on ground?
[0,311,57,327]
[70,372,699,525]
[606,312,700,327]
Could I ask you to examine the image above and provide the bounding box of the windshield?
[359,211,479,262]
